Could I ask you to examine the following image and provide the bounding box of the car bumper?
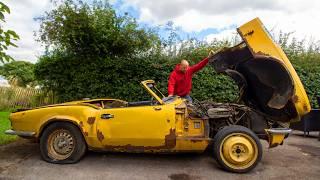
[5,129,36,137]
[265,128,292,148]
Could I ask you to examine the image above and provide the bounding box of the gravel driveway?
[0,132,319,180]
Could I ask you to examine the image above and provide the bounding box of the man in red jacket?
[168,51,213,103]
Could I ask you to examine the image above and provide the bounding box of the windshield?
[146,83,165,99]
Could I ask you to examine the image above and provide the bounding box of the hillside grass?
[0,112,17,145]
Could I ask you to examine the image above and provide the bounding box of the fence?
[0,86,55,110]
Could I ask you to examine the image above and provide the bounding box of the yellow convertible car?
[5,18,311,173]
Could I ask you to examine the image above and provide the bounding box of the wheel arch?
[38,117,85,140]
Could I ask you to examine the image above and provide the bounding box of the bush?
[33,0,320,108]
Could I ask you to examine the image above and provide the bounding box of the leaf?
[0,12,4,21]
[0,2,10,14]
[7,30,20,39]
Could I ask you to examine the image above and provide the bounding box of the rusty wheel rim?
[47,129,75,160]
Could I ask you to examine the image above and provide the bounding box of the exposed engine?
[190,99,288,139]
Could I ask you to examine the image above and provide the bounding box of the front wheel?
[40,122,87,164]
[213,125,262,173]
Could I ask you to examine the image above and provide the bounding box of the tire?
[40,122,87,164]
[213,125,262,173]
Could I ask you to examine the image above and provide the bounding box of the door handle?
[101,114,114,119]
[153,107,162,111]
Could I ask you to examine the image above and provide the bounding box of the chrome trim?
[266,128,292,134]
[5,129,36,137]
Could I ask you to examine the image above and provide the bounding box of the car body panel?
[8,84,210,152]
[210,17,310,122]
[237,17,311,121]
[96,103,176,149]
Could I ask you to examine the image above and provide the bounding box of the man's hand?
[168,94,173,97]
[208,50,215,59]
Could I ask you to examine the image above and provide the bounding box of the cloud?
[124,0,320,40]
[126,0,282,21]
[2,0,320,63]
[2,0,52,63]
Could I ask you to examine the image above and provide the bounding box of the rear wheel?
[213,125,262,173]
[40,122,87,164]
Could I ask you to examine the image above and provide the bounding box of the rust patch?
[292,95,299,103]
[97,130,104,142]
[103,129,176,152]
[255,51,270,57]
[165,128,176,148]
[243,30,254,37]
[79,121,84,128]
[87,117,95,124]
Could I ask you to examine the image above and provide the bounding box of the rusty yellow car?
[5,18,311,173]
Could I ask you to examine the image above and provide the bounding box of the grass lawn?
[0,112,17,145]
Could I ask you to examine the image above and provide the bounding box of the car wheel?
[40,122,87,164]
[213,125,262,173]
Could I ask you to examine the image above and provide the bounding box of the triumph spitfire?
[5,18,311,173]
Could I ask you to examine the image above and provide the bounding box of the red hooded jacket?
[168,57,209,96]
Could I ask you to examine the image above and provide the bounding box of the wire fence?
[0,86,55,110]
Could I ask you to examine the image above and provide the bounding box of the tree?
[36,0,158,58]
[0,61,36,87]
[34,0,161,101]
[0,2,19,63]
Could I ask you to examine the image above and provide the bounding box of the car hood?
[209,18,311,122]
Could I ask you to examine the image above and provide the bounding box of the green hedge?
[35,51,239,103]
[33,0,320,108]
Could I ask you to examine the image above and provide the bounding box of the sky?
[1,0,320,64]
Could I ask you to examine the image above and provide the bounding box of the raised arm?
[189,57,209,73]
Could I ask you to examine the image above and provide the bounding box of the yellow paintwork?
[220,133,258,170]
[264,129,286,148]
[237,18,311,121]
[9,80,209,152]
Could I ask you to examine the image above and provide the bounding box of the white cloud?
[124,0,320,41]
[2,0,320,63]
[2,0,52,63]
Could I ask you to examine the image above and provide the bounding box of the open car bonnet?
[209,18,311,122]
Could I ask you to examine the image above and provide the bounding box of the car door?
[96,103,176,151]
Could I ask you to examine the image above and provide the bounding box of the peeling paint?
[79,121,83,126]
[103,129,176,151]
[97,130,104,142]
[255,51,270,57]
[292,95,299,103]
[87,117,95,124]
[243,30,254,37]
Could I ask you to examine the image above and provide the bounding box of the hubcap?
[220,133,258,169]
[47,129,75,160]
